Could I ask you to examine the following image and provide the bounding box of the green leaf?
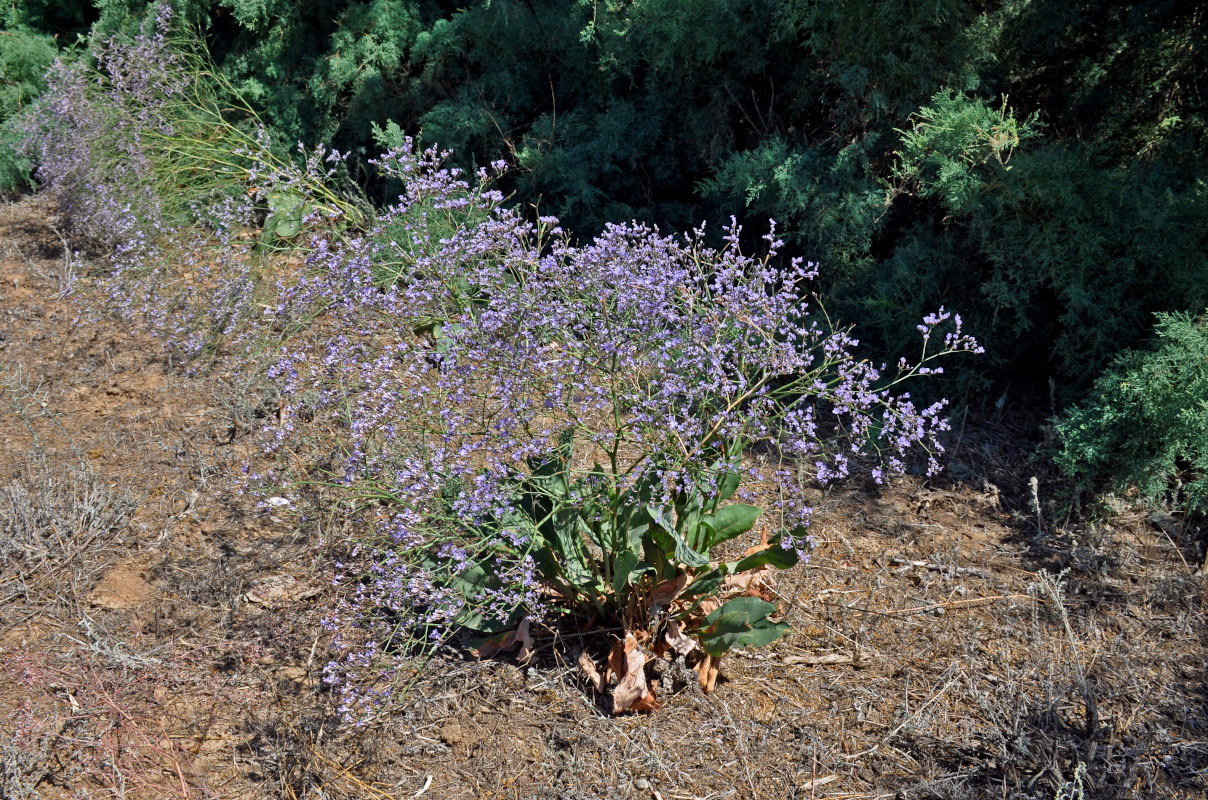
[666,529,712,568]
[728,537,800,574]
[263,189,310,240]
[526,469,569,499]
[430,322,465,354]
[611,549,640,597]
[717,469,741,502]
[525,436,572,497]
[555,517,598,586]
[266,189,305,213]
[618,472,658,551]
[703,503,762,548]
[678,506,704,551]
[624,509,652,552]
[650,506,710,568]
[451,562,517,632]
[693,597,791,657]
[456,604,520,633]
[677,565,726,602]
[529,546,563,585]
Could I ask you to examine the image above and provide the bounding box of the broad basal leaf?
[611,549,652,598]
[694,597,791,657]
[471,618,533,663]
[262,189,310,240]
[703,503,762,548]
[649,506,710,568]
[728,536,799,575]
[716,468,741,502]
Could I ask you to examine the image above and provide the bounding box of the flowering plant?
[268,138,982,717]
[14,5,371,367]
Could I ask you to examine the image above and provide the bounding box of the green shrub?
[1054,310,1208,514]
[841,90,1208,403]
[0,27,58,193]
[890,90,1041,214]
[701,135,886,278]
[973,149,1208,390]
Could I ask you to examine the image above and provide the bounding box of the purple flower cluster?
[15,5,367,368]
[17,4,185,252]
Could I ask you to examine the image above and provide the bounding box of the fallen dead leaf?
[721,567,778,602]
[579,650,608,693]
[471,618,534,664]
[609,632,659,714]
[742,526,770,557]
[663,619,696,657]
[649,573,689,608]
[721,529,779,602]
[695,653,722,693]
[629,680,659,713]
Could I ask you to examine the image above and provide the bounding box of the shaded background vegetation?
[3,0,1206,510]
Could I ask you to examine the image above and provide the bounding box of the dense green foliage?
[0,26,57,191]
[5,0,1207,504]
[1055,311,1208,515]
[844,91,1208,397]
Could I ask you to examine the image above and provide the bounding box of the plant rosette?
[461,435,801,713]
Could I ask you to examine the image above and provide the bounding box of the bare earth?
[1,197,1205,799]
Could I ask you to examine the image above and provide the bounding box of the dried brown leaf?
[578,650,607,693]
[629,680,660,713]
[695,653,722,693]
[610,632,658,714]
[471,619,533,664]
[650,573,690,608]
[722,568,778,602]
[663,619,696,657]
[742,526,770,557]
[723,530,779,601]
[607,632,633,677]
[514,619,534,664]
[696,596,721,618]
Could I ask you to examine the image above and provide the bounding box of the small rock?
[633,778,651,790]
[1149,511,1179,535]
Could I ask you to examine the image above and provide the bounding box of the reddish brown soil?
[1,197,1205,799]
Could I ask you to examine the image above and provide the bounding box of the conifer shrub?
[701,135,886,278]
[845,90,1208,402]
[0,26,57,193]
[1055,310,1208,516]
